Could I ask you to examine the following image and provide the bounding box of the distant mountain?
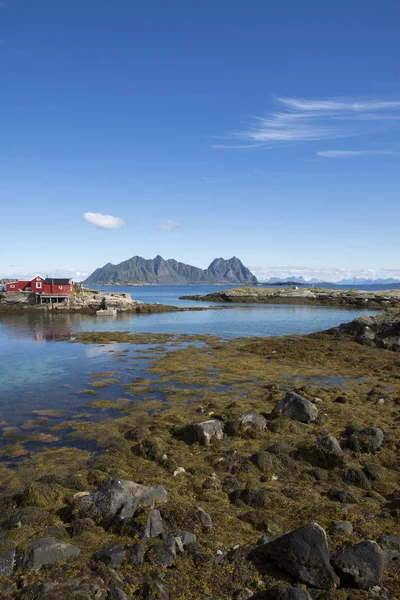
[84,255,258,285]
[265,276,323,284]
[337,277,400,285]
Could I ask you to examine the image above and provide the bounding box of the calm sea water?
[0,284,381,427]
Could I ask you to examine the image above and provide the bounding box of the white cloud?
[83,212,126,229]
[215,95,400,149]
[158,220,181,231]
[317,149,399,158]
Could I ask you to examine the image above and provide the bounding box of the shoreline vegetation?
[180,286,400,309]
[0,311,399,597]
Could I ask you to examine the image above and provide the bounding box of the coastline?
[180,286,400,309]
[0,311,399,597]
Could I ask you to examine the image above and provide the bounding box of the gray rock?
[329,520,353,535]
[0,540,17,576]
[232,588,254,599]
[178,419,224,445]
[341,468,371,490]
[347,427,384,452]
[196,506,213,527]
[327,486,359,504]
[332,540,384,589]
[378,535,400,547]
[262,522,338,589]
[319,435,342,453]
[129,542,146,565]
[238,412,267,431]
[151,535,177,567]
[143,508,164,539]
[18,538,80,571]
[174,530,197,546]
[272,392,318,423]
[107,587,132,600]
[268,587,312,600]
[78,478,167,526]
[95,544,126,566]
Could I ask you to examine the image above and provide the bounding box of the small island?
[180,286,400,308]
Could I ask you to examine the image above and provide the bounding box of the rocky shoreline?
[180,287,400,309]
[0,290,213,316]
[0,311,399,598]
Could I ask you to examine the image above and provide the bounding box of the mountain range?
[84,256,258,285]
[264,276,400,285]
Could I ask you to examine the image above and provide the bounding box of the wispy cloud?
[158,220,181,231]
[317,149,400,158]
[214,95,400,149]
[83,212,126,229]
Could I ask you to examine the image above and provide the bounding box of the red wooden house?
[6,276,73,296]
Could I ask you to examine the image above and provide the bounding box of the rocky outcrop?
[324,312,400,351]
[272,392,318,423]
[331,540,384,589]
[261,523,338,589]
[180,287,400,308]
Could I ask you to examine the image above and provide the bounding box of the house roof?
[44,278,73,285]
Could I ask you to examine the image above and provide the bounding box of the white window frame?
[36,282,42,289]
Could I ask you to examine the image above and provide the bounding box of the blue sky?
[1,0,400,281]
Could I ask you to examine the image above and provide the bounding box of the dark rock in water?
[0,540,17,576]
[95,544,126,566]
[77,478,167,528]
[347,427,384,452]
[17,537,80,571]
[272,392,318,423]
[177,419,224,445]
[329,520,353,535]
[196,506,213,527]
[332,540,384,589]
[327,487,359,504]
[341,468,371,490]
[261,522,338,589]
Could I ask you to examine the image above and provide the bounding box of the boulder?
[150,535,177,568]
[320,435,342,453]
[18,538,80,571]
[78,478,167,527]
[332,540,384,589]
[0,540,17,576]
[174,530,197,546]
[329,521,353,535]
[261,587,312,599]
[129,541,146,565]
[347,427,384,452]
[272,392,318,423]
[232,589,254,599]
[95,544,126,566]
[262,523,338,589]
[178,419,224,445]
[237,412,267,432]
[341,468,371,490]
[196,506,213,527]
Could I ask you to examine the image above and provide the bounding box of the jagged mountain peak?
[85,255,257,285]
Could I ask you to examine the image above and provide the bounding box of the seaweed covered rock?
[17,537,80,571]
[331,540,384,589]
[272,392,318,423]
[226,412,267,437]
[261,523,338,589]
[177,419,224,445]
[346,426,384,452]
[340,468,371,490]
[77,478,167,532]
[20,482,71,509]
[0,539,17,576]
